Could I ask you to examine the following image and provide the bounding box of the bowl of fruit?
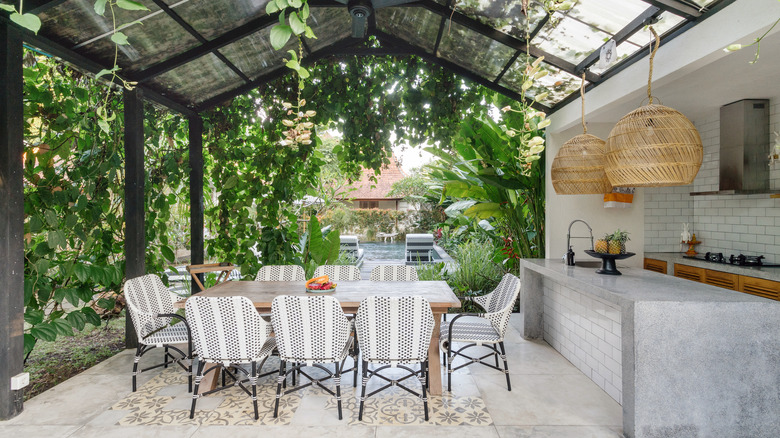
[305,275,337,293]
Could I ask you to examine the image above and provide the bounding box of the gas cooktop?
[683,252,780,267]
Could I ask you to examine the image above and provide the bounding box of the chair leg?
[335,362,343,420]
[421,361,429,421]
[352,340,360,387]
[251,361,259,420]
[274,360,285,418]
[190,361,206,419]
[164,346,169,368]
[499,341,511,391]
[446,342,453,393]
[132,345,143,392]
[358,360,368,421]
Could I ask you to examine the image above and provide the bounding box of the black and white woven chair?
[441,272,521,392]
[369,265,419,281]
[313,265,361,281]
[355,296,434,421]
[271,295,355,420]
[185,296,276,420]
[124,274,194,392]
[254,265,305,282]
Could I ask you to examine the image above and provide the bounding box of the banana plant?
[298,215,340,278]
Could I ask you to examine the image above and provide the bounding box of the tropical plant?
[415,262,449,282]
[298,215,340,278]
[448,238,504,312]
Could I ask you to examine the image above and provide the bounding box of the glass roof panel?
[499,54,584,107]
[76,12,200,74]
[307,7,353,52]
[217,27,287,80]
[376,7,440,53]
[626,12,685,46]
[689,0,720,7]
[568,0,649,34]
[38,0,161,47]
[587,40,640,75]
[431,0,547,39]
[535,12,611,64]
[164,0,270,41]
[150,53,241,104]
[438,21,517,80]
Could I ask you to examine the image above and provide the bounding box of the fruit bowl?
[305,284,337,293]
[305,275,337,293]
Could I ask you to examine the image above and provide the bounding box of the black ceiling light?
[336,0,416,38]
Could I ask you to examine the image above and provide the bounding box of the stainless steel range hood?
[691,99,777,196]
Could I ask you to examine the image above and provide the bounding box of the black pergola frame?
[0,0,735,420]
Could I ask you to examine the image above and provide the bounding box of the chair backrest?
[406,234,434,261]
[227,268,242,281]
[369,265,419,281]
[186,296,270,363]
[355,296,434,364]
[124,274,176,339]
[271,295,350,363]
[255,265,305,282]
[479,273,521,337]
[313,265,361,281]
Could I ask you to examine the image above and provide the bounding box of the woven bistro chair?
[185,296,276,420]
[124,274,194,392]
[440,273,521,392]
[369,265,419,281]
[254,265,305,282]
[355,296,434,421]
[313,264,362,281]
[271,295,355,420]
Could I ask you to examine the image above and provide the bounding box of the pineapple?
[595,239,609,253]
[608,240,622,254]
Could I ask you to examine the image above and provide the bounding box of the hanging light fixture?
[551,74,612,195]
[605,27,703,187]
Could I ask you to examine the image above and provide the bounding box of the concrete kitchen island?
[520,259,780,438]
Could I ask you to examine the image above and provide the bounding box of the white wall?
[546,124,645,267]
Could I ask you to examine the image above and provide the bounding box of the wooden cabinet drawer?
[739,276,780,300]
[644,258,667,274]
[704,269,739,290]
[674,264,704,282]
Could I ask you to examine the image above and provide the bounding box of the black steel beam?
[123,88,145,349]
[417,0,599,83]
[527,13,549,41]
[431,0,452,56]
[575,6,662,74]
[0,22,25,420]
[148,0,250,83]
[639,0,702,19]
[188,116,204,293]
[494,50,521,84]
[25,0,68,14]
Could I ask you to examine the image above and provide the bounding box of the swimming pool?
[360,241,441,260]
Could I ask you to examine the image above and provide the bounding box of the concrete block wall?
[644,98,780,260]
[542,277,622,404]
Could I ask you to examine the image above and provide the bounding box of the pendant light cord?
[647,26,659,105]
[580,72,587,134]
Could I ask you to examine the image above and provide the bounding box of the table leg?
[428,312,444,396]
[198,363,221,393]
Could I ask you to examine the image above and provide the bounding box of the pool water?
[360,241,440,260]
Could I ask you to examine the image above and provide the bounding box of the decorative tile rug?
[110,364,493,426]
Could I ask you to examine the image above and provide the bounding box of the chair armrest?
[157,313,193,354]
[462,296,486,312]
[446,312,484,346]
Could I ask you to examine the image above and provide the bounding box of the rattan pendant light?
[605,27,703,187]
[551,74,612,194]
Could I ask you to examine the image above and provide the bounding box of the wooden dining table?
[178,279,461,395]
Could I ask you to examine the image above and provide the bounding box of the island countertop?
[521,258,769,306]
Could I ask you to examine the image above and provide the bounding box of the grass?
[24,316,126,400]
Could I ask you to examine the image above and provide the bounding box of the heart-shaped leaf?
[116,0,149,11]
[0,4,16,12]
[10,12,41,34]
[289,11,305,35]
[270,25,292,50]
[94,0,108,15]
[110,31,130,45]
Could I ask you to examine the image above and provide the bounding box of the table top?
[182,280,461,311]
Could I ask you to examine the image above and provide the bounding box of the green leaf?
[477,173,524,190]
[223,175,238,190]
[288,0,302,7]
[11,12,42,34]
[464,202,504,220]
[266,1,280,14]
[116,0,149,11]
[0,4,16,12]
[94,0,108,15]
[44,209,58,227]
[30,324,57,342]
[24,334,37,357]
[289,12,305,35]
[24,278,34,306]
[270,25,292,50]
[51,318,74,337]
[307,215,324,265]
[81,307,102,326]
[110,31,130,45]
[97,119,110,134]
[97,297,116,310]
[301,2,310,19]
[94,67,118,79]
[297,67,310,79]
[65,213,78,229]
[29,215,43,232]
[161,245,175,263]
[47,230,66,249]
[24,309,45,325]
[304,25,316,39]
[73,264,89,283]
[275,0,289,9]
[66,311,87,331]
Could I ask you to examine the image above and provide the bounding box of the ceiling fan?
[334,0,417,38]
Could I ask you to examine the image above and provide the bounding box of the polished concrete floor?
[0,315,623,437]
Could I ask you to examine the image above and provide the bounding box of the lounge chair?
[405,233,435,263]
[339,235,364,267]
